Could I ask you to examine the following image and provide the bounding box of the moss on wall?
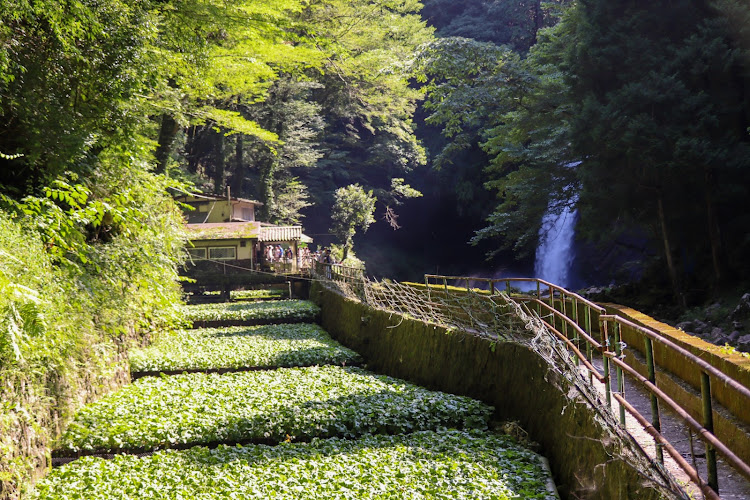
[403,283,750,468]
[0,343,132,500]
[311,283,678,500]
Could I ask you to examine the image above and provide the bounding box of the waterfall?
[534,194,579,288]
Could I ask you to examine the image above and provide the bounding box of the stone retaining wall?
[311,283,679,500]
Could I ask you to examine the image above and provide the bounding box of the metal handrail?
[600,314,750,493]
[423,275,606,314]
[601,315,750,403]
[312,261,366,285]
[422,273,750,497]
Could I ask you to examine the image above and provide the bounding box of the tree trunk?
[258,157,276,221]
[342,244,350,262]
[657,195,685,309]
[186,125,200,174]
[531,0,543,46]
[154,113,180,174]
[704,166,723,288]
[211,128,225,194]
[231,134,244,196]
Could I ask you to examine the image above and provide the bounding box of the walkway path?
[586,352,750,500]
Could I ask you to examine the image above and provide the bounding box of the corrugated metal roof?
[259,225,303,242]
[185,222,312,243]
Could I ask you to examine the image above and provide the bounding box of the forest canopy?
[2,0,750,309]
[414,0,750,305]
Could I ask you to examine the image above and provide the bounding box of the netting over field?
[311,266,688,499]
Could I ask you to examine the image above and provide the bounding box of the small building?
[175,192,312,272]
[177,193,259,225]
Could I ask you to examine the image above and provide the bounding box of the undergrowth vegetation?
[0,171,187,498]
[130,323,361,372]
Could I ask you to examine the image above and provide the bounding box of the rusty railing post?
[644,336,663,464]
[585,304,593,383]
[561,292,569,340]
[601,318,612,408]
[613,321,626,426]
[548,286,555,329]
[701,372,719,493]
[573,298,581,366]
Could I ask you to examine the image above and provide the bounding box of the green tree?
[472,8,579,258]
[330,184,377,260]
[567,0,750,301]
[415,25,576,258]
[274,177,313,225]
[413,38,515,222]
[298,0,433,217]
[421,0,570,52]
[147,0,322,182]
[0,0,161,193]
[176,0,434,232]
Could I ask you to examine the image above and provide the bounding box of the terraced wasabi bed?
[182,300,320,324]
[38,430,554,500]
[129,323,361,373]
[230,288,287,300]
[56,366,492,454]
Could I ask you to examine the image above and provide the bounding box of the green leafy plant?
[35,430,552,500]
[230,289,287,300]
[182,300,320,324]
[129,323,362,372]
[56,366,493,453]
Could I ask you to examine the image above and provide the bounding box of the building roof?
[174,192,263,206]
[185,222,313,243]
[259,225,305,242]
[185,222,260,240]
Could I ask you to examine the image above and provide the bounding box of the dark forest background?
[3,0,750,312]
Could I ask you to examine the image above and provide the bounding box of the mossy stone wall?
[312,284,675,500]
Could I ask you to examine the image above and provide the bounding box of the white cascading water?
[534,194,579,288]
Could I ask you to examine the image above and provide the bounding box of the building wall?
[182,198,256,223]
[231,202,255,222]
[188,239,254,261]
